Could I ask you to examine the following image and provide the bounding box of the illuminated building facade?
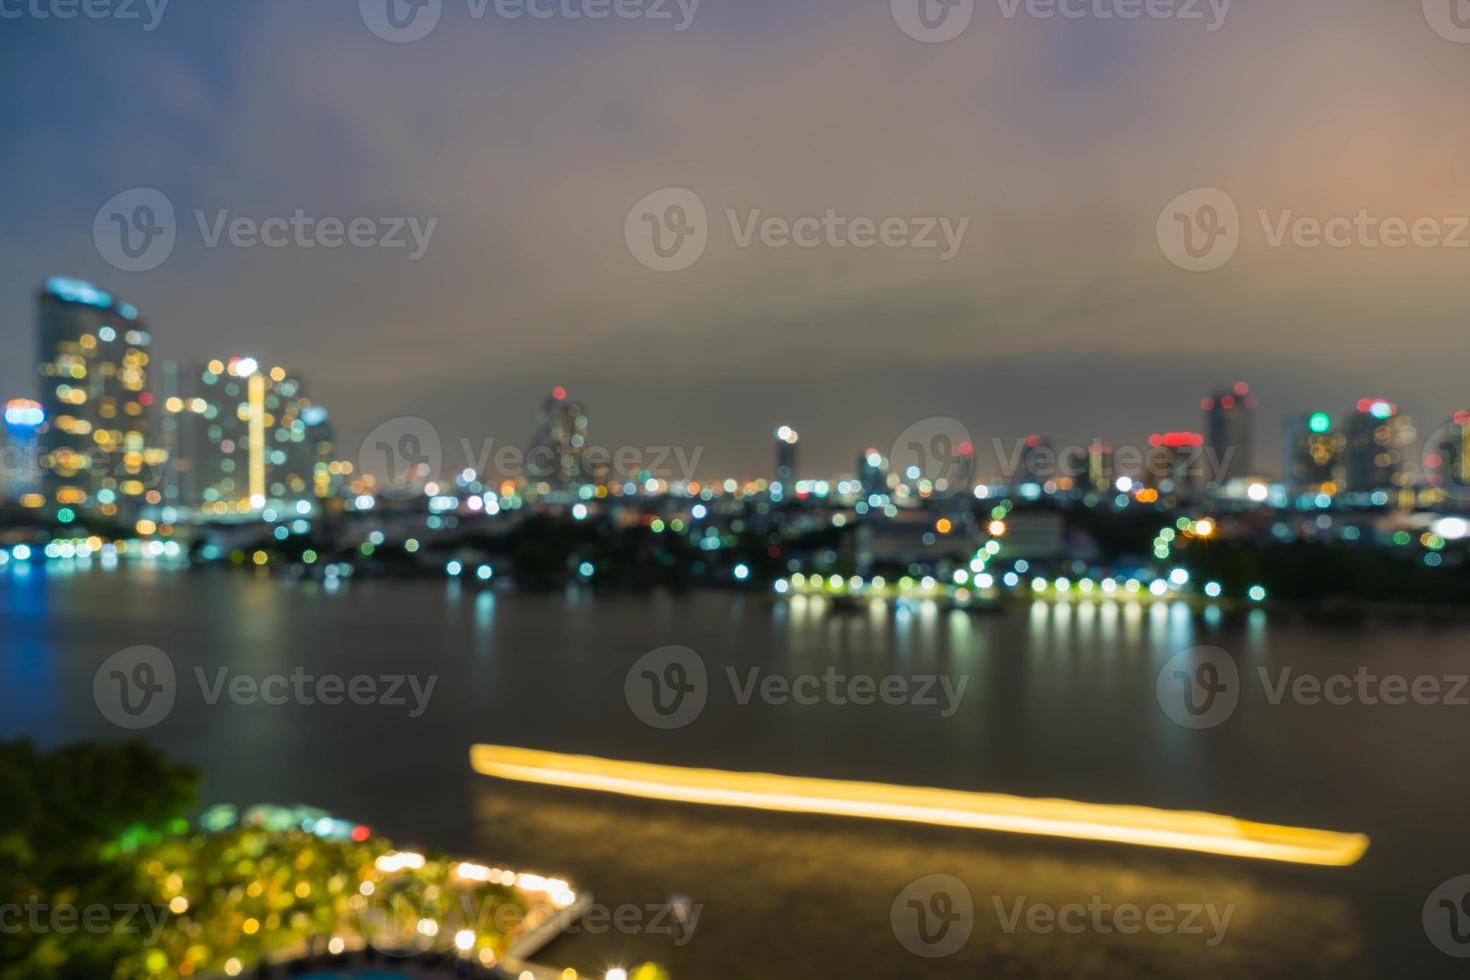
[1202,382,1255,483]
[165,356,342,515]
[774,425,799,495]
[527,387,590,488]
[857,448,889,497]
[1284,412,1346,499]
[36,278,165,518]
[1144,432,1205,498]
[1344,399,1416,503]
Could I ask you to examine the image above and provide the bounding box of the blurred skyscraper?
[857,448,889,497]
[35,278,165,520]
[774,425,799,494]
[164,356,340,515]
[1283,412,1345,500]
[527,387,590,488]
[1344,399,1416,504]
[1202,383,1255,484]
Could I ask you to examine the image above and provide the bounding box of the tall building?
[857,448,889,497]
[1144,432,1205,497]
[1284,412,1346,499]
[774,425,799,493]
[526,387,589,488]
[1344,399,1416,503]
[36,278,165,519]
[1202,382,1255,485]
[165,356,340,515]
[2,399,45,505]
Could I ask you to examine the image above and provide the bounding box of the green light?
[1309,413,1331,434]
[57,507,75,523]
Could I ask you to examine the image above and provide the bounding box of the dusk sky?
[3,0,1467,479]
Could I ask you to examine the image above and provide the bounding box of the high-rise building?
[36,277,165,518]
[2,399,45,505]
[526,387,589,488]
[774,425,799,493]
[1344,399,1416,503]
[1284,412,1345,499]
[1202,382,1255,485]
[165,356,340,515]
[1144,432,1205,497]
[857,448,889,497]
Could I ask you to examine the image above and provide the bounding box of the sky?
[1,0,1468,481]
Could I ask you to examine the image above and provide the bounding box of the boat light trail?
[470,745,1368,867]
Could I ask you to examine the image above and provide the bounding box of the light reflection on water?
[1,567,1467,977]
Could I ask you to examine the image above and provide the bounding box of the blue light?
[4,401,45,432]
[476,564,493,581]
[578,562,594,578]
[734,563,750,581]
[301,405,328,427]
[446,560,463,577]
[46,277,114,310]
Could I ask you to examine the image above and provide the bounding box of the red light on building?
[552,386,567,401]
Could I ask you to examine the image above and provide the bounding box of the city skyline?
[9,276,1466,493]
[5,3,1470,479]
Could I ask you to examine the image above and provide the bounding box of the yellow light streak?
[470,745,1368,867]
[248,372,266,507]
